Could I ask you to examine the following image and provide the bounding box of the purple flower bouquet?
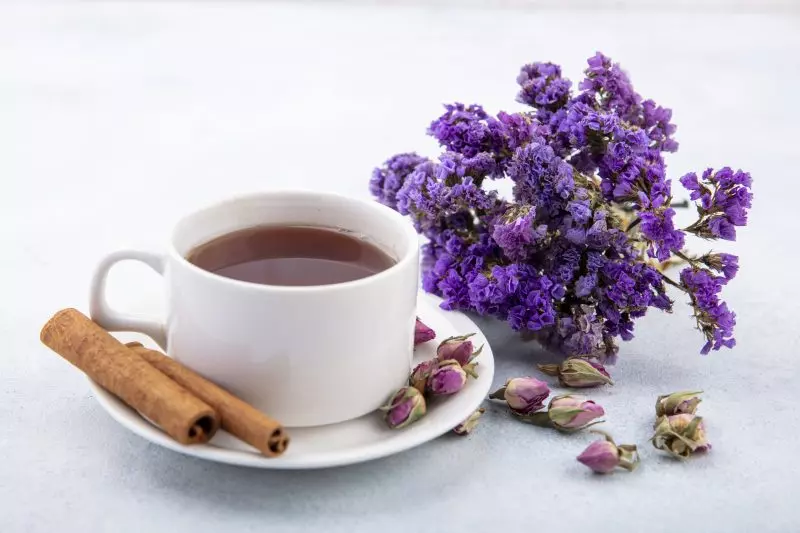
[371,53,753,362]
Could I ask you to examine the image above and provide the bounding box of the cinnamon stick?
[126,342,289,457]
[40,309,219,445]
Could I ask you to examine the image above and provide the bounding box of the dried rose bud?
[651,413,710,459]
[489,376,550,415]
[538,358,613,388]
[547,394,605,432]
[577,439,619,474]
[577,432,639,474]
[436,333,483,367]
[453,407,485,436]
[381,386,427,429]
[427,360,468,396]
[655,390,703,417]
[409,359,437,394]
[414,318,436,345]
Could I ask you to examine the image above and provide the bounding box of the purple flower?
[396,157,500,233]
[370,153,428,210]
[639,208,686,261]
[642,99,678,153]
[701,252,739,280]
[536,305,610,358]
[516,62,572,111]
[509,291,555,331]
[489,376,550,415]
[437,151,499,181]
[599,261,670,333]
[438,269,471,311]
[428,104,539,169]
[682,167,753,241]
[371,55,752,364]
[508,141,574,213]
[491,206,547,261]
[395,161,439,219]
[579,52,642,127]
[487,111,539,161]
[680,267,737,353]
[574,274,597,297]
[414,318,436,345]
[567,199,592,224]
[466,274,505,315]
[708,217,735,240]
[428,103,491,158]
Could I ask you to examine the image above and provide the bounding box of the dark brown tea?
[186,225,395,286]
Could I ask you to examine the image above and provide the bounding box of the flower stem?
[675,250,701,266]
[659,271,688,293]
[488,387,507,400]
[670,199,690,209]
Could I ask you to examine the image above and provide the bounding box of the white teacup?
[90,191,420,427]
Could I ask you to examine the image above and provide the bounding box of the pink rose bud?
[655,390,703,417]
[414,318,436,345]
[381,386,427,429]
[577,432,639,474]
[409,359,437,394]
[577,440,619,474]
[428,360,468,396]
[436,333,483,367]
[651,413,710,458]
[547,394,605,432]
[453,407,485,436]
[489,377,550,415]
[538,358,613,388]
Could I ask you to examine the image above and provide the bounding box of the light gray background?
[2,2,799,532]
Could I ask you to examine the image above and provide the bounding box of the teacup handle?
[89,249,167,348]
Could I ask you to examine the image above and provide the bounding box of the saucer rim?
[88,292,495,469]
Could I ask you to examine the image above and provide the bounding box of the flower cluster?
[681,168,753,241]
[371,52,753,359]
[383,323,483,430]
[651,390,709,458]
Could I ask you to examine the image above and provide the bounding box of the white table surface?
[2,3,799,532]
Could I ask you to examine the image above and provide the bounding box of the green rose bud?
[538,358,614,388]
[651,413,711,459]
[655,390,703,417]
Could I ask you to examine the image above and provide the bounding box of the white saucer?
[88,292,495,469]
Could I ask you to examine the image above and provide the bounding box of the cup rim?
[168,190,420,292]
